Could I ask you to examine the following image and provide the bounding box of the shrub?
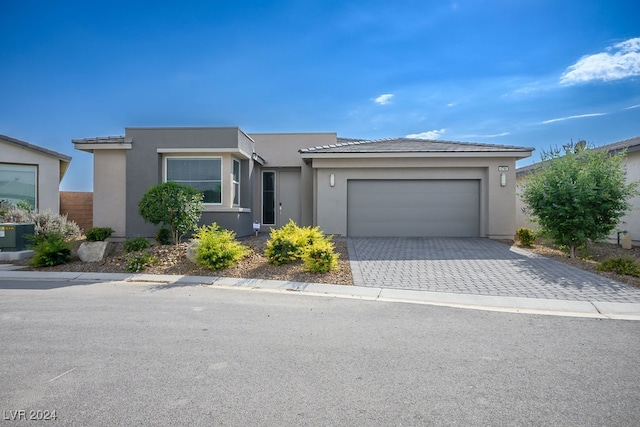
[265,220,335,269]
[29,210,82,240]
[597,256,640,278]
[125,251,159,273]
[516,227,536,246]
[29,234,71,267]
[155,227,172,245]
[0,206,29,223]
[193,223,249,270]
[138,182,204,244]
[302,238,339,273]
[85,227,114,242]
[124,236,151,252]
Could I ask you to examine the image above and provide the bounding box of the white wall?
[1,140,64,213]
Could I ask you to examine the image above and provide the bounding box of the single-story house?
[73,127,533,239]
[1,134,71,213]
[516,136,640,246]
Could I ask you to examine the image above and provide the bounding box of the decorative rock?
[186,240,199,264]
[78,241,112,263]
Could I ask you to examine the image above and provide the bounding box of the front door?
[262,170,301,228]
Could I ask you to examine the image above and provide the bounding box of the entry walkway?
[347,237,640,303]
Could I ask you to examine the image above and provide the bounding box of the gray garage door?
[347,180,480,237]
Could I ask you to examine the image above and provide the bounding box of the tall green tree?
[138,182,204,244]
[521,142,637,258]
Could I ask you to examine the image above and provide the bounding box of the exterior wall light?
[330,173,335,187]
[500,173,507,187]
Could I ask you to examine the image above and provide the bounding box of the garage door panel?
[347,180,480,237]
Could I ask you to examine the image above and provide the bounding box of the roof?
[300,137,535,154]
[72,135,132,144]
[516,136,640,176]
[1,134,72,162]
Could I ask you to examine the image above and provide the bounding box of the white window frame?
[232,159,240,206]
[0,163,38,209]
[164,156,222,205]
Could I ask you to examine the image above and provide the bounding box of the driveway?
[347,237,640,303]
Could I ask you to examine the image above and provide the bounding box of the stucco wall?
[124,127,254,238]
[251,133,336,228]
[94,150,127,237]
[1,140,64,213]
[310,156,518,239]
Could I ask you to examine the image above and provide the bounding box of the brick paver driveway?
[347,238,640,303]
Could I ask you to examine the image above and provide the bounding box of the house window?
[0,163,37,209]
[165,157,221,204]
[262,171,276,225]
[232,159,240,206]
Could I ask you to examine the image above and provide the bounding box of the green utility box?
[0,223,35,252]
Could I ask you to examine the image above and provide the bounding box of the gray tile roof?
[516,136,640,175]
[300,137,534,154]
[71,136,132,144]
[1,134,72,162]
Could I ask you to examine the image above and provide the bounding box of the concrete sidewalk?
[1,270,639,320]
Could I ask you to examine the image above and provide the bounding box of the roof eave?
[300,150,534,160]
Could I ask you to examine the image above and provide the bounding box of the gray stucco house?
[73,127,533,239]
[1,134,71,213]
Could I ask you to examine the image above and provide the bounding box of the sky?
[1,0,639,192]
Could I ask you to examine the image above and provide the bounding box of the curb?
[1,270,640,320]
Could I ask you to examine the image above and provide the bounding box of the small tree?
[138,182,204,244]
[521,142,637,258]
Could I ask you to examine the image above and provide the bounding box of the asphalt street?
[1,278,639,426]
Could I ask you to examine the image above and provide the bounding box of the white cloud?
[406,129,446,139]
[624,104,640,110]
[374,94,394,105]
[447,102,456,107]
[462,132,510,138]
[541,113,605,124]
[560,37,640,85]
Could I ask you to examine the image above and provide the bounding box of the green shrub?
[265,220,326,265]
[138,181,204,244]
[85,227,114,242]
[124,237,151,252]
[29,234,71,267]
[516,227,536,246]
[155,227,172,245]
[193,223,249,270]
[597,256,640,277]
[125,251,159,273]
[302,238,339,273]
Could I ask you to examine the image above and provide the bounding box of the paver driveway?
[347,238,640,303]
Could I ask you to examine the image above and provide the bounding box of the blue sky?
[1,0,639,191]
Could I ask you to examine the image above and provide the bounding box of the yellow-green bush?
[265,220,325,265]
[193,223,249,270]
[516,227,536,246]
[302,238,339,273]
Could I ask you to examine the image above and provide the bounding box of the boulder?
[186,240,199,264]
[77,241,112,263]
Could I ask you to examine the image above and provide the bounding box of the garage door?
[347,180,480,237]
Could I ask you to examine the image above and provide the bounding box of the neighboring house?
[516,136,640,246]
[73,127,533,239]
[1,134,71,213]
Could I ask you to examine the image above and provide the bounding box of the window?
[232,159,240,206]
[262,171,276,225]
[0,163,37,208]
[166,157,221,204]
